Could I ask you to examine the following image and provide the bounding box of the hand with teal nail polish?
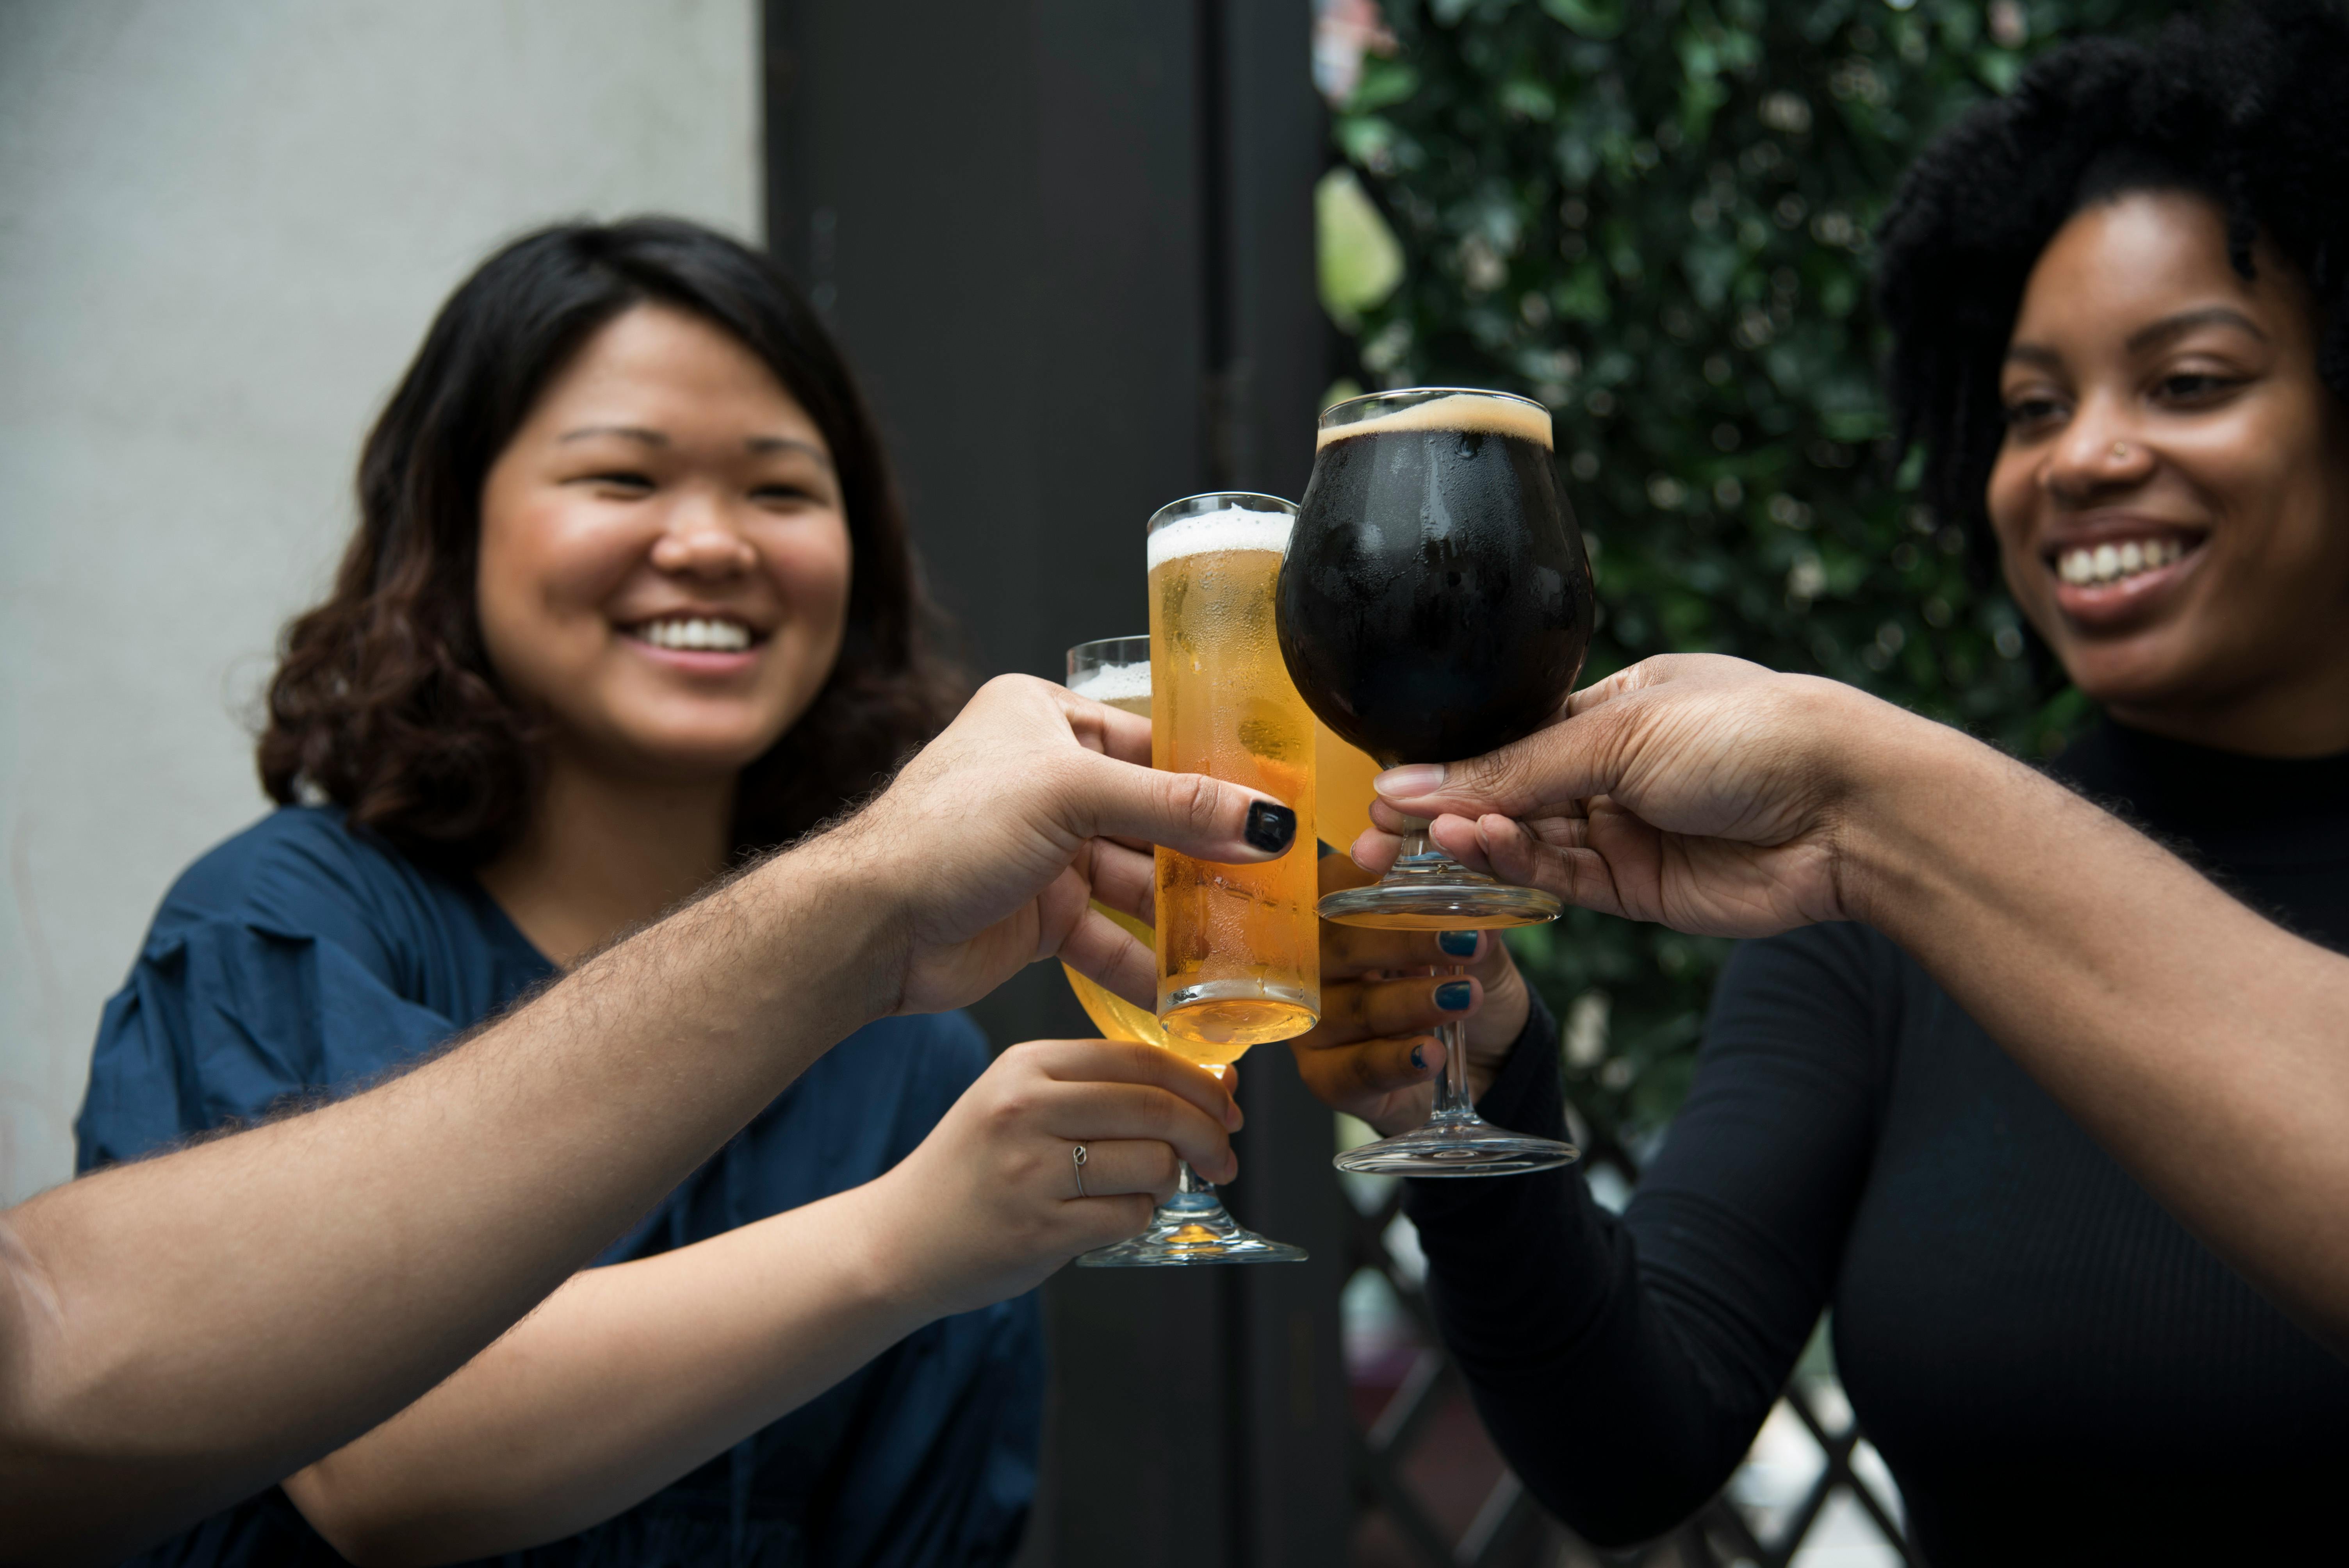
[1284,855,1531,1134]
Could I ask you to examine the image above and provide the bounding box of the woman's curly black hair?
[260,218,967,871]
[1874,0,2349,554]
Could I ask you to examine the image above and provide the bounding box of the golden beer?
[1146,493,1320,1050]
[1063,902,1172,1046]
[1058,654,1182,1053]
[1314,719,1386,856]
[1064,631,1310,1265]
[1062,638,1266,1067]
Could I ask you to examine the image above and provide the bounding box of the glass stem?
[1173,1062,1225,1202]
[1431,963,1476,1123]
[1394,818,1438,870]
[1391,818,1489,883]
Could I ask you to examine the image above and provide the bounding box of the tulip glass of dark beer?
[1277,388,1590,1177]
[1062,634,1305,1266]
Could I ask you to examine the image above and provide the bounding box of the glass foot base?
[1334,1117,1579,1178]
[1074,1193,1308,1267]
[1317,878,1561,931]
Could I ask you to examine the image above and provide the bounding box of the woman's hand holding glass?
[1289,857,1532,1137]
[861,1039,1242,1318]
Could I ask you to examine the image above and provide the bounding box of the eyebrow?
[746,435,835,468]
[557,425,832,467]
[2125,305,2268,353]
[2005,306,2271,372]
[558,425,668,446]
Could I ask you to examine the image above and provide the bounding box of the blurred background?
[0,0,2177,1563]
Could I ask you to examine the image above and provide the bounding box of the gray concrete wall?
[0,0,761,1204]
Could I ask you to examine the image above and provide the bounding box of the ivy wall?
[1317,0,2178,1148]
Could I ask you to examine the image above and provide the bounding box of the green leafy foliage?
[1326,0,2176,1156]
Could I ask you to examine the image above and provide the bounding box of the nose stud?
[2111,441,2130,459]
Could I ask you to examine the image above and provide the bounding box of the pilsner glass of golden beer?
[1058,636,1167,1051]
[1062,635,1305,1266]
[1147,493,1322,1048]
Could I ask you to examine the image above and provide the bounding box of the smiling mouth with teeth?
[2052,536,2197,587]
[631,617,757,652]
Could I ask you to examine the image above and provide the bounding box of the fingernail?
[1374,763,1444,797]
[1437,930,1479,959]
[1436,980,1474,1011]
[1244,801,1296,853]
[1410,1043,1427,1071]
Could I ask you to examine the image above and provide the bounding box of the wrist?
[1467,962,1532,1068]
[1479,985,1556,1104]
[1826,699,2012,932]
[768,821,914,1028]
[827,1168,950,1330]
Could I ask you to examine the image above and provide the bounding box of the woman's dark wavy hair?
[260,217,966,869]
[1875,0,2349,564]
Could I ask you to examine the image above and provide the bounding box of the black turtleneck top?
[1407,720,2349,1562]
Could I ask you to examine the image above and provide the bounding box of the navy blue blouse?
[77,806,1042,1568]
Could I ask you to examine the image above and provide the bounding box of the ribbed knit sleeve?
[1402,923,1887,1545]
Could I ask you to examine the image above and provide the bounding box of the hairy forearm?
[0,837,894,1562]
[1841,714,2349,1348]
[282,1177,930,1565]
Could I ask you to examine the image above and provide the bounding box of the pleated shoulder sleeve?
[76,807,550,1171]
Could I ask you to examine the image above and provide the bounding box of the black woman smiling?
[1294,1,2349,1559]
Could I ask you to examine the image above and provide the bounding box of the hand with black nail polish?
[1244,801,1298,854]
[823,674,1306,1019]
[1283,855,1533,1135]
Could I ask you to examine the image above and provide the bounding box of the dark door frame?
[762,5,1343,1563]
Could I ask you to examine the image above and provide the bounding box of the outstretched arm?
[281,1039,1237,1565]
[1289,853,1872,1544]
[0,674,1296,1562]
[1360,654,2349,1353]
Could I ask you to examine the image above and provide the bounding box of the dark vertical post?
[1196,6,1348,1565]
[763,4,1338,1563]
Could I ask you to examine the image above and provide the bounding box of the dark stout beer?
[1277,390,1586,1174]
[1276,391,1591,766]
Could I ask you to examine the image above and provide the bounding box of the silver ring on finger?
[1070,1143,1089,1199]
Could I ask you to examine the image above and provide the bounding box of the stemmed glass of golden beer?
[1064,631,1306,1266]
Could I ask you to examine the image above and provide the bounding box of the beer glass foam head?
[1066,634,1151,717]
[1069,663,1151,708]
[1316,388,1554,449]
[1144,506,1294,571]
